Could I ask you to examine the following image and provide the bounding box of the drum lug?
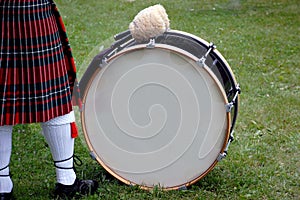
[178,185,188,190]
[225,85,240,112]
[225,102,234,112]
[218,131,234,161]
[217,152,227,161]
[197,57,207,68]
[100,58,108,67]
[89,151,97,160]
[236,84,241,94]
[146,38,156,48]
[197,42,216,67]
[205,42,217,57]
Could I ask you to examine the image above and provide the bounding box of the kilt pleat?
[0,0,77,126]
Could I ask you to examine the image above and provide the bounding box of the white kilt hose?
[0,126,13,193]
[0,111,77,193]
[41,111,77,186]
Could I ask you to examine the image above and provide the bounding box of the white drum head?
[81,44,230,189]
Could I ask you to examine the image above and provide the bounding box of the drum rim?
[164,30,239,86]
[80,41,231,190]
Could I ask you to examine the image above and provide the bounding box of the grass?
[9,0,299,199]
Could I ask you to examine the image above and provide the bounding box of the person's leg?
[0,125,13,196]
[41,111,98,197]
[42,120,76,185]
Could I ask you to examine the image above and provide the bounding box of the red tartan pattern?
[0,0,78,126]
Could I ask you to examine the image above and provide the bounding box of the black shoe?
[54,178,98,199]
[0,192,12,200]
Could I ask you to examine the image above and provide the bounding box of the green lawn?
[10,0,299,199]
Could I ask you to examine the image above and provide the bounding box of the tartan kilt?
[0,0,77,126]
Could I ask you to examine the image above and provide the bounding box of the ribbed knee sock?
[0,125,13,193]
[41,112,77,185]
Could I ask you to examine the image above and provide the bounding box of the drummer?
[0,1,98,199]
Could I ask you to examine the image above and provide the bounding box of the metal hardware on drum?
[100,32,135,67]
[146,38,156,48]
[114,29,131,41]
[197,42,216,67]
[218,131,235,161]
[89,151,97,160]
[178,186,188,191]
[226,84,240,113]
[205,42,217,57]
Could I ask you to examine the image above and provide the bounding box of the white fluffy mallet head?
[129,4,170,42]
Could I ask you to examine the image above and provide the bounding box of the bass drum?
[80,30,240,190]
